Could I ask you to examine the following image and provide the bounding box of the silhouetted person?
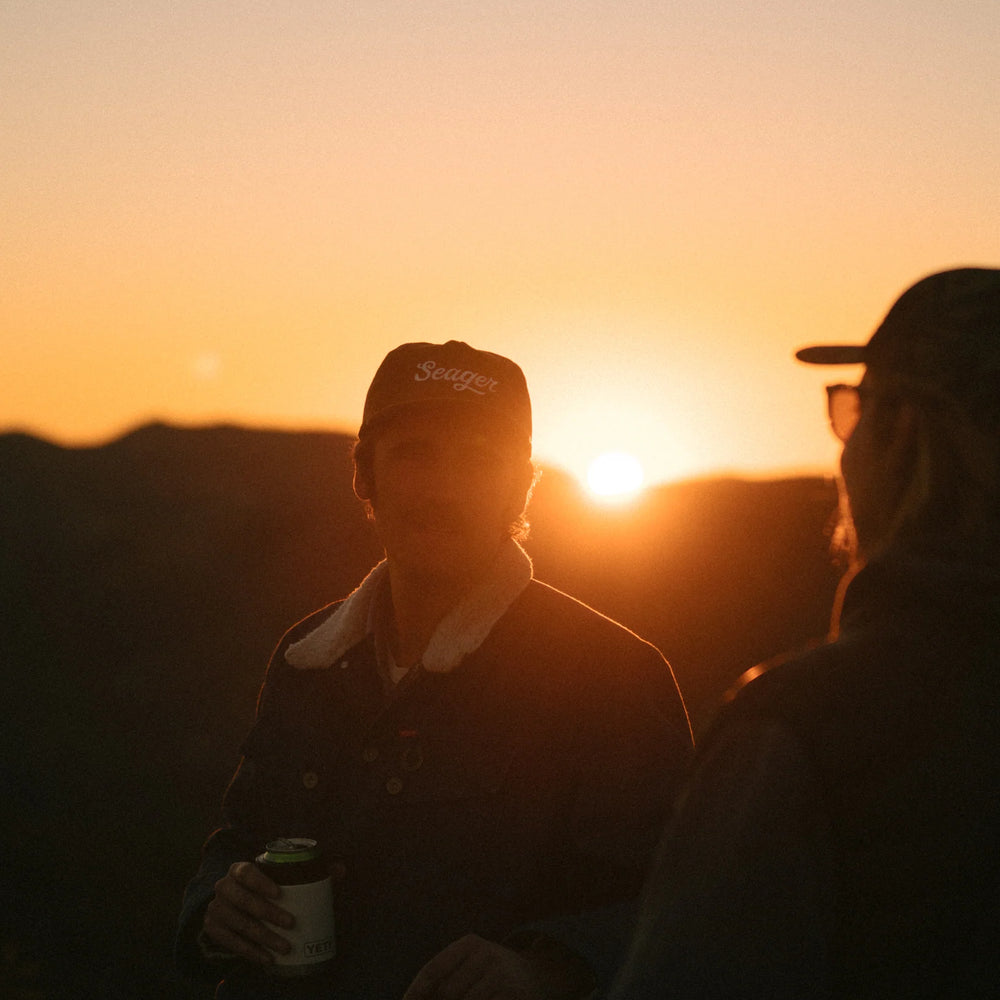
[608,267,1000,999]
[175,340,692,999]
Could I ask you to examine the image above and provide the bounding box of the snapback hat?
[795,267,1000,428]
[795,267,1000,415]
[358,340,532,446]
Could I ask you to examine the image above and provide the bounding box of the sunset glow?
[2,3,997,485]
[587,452,646,502]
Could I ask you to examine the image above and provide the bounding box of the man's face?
[368,407,531,587]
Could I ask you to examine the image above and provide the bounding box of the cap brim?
[794,344,866,365]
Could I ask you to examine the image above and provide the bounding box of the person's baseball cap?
[795,267,1000,417]
[358,340,532,446]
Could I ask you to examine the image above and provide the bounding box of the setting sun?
[2,3,995,487]
[586,451,646,502]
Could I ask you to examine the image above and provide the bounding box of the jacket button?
[385,776,404,795]
[363,746,380,762]
[302,771,319,790]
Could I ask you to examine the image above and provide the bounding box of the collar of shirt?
[284,538,533,673]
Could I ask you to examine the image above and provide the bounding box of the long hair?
[839,381,1000,566]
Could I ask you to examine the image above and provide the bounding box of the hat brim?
[795,344,866,365]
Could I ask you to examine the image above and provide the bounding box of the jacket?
[177,547,692,999]
[611,552,1000,999]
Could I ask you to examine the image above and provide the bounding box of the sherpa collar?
[284,539,533,672]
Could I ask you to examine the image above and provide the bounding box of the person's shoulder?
[492,580,690,735]
[518,579,651,638]
[254,598,357,712]
[712,632,900,773]
[506,579,666,666]
[280,599,348,647]
[261,598,351,680]
[687,646,833,778]
[724,640,846,721]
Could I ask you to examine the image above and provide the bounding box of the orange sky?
[3,2,998,488]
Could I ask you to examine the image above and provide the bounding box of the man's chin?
[391,535,498,587]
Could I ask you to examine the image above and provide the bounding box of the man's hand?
[403,935,546,1000]
[403,933,594,1000]
[201,861,294,967]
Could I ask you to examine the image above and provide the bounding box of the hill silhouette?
[0,423,842,998]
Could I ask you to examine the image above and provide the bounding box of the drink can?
[255,837,336,977]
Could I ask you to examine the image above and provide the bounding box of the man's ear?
[504,458,536,517]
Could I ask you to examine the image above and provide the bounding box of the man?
[175,340,693,999]
[608,267,1000,999]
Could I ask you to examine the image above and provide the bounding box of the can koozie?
[256,838,336,977]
